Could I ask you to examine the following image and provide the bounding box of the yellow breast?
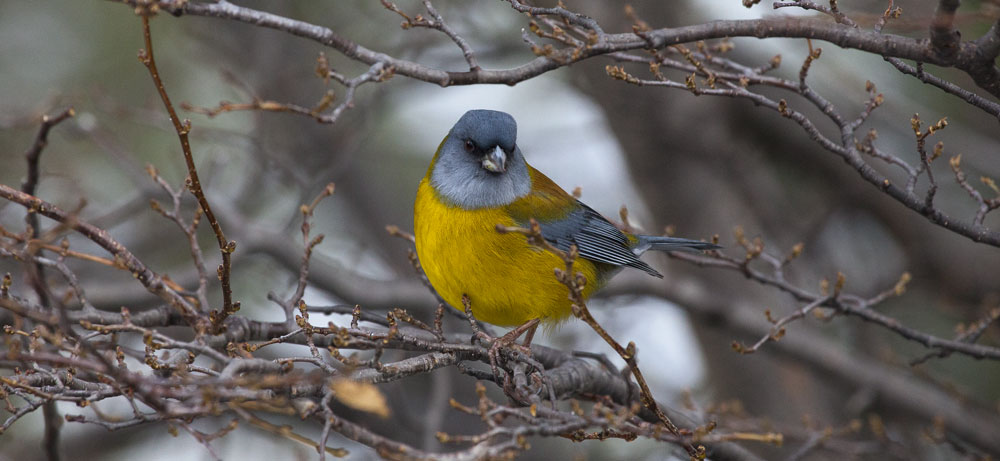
[414,178,599,326]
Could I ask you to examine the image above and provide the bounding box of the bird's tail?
[632,235,720,255]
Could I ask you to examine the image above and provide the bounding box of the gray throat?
[430,156,531,209]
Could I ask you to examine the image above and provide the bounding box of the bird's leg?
[521,321,540,348]
[487,318,540,379]
[462,295,495,347]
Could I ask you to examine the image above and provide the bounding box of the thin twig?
[137,14,235,333]
[498,220,702,458]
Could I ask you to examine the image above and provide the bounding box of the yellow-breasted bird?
[414,110,716,336]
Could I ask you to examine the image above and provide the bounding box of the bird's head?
[429,110,531,209]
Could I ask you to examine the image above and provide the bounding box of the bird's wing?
[506,167,662,278]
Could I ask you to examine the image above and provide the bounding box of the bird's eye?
[464,140,475,153]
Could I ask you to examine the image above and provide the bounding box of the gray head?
[429,110,531,209]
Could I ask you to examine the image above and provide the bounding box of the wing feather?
[507,167,662,278]
[543,204,662,277]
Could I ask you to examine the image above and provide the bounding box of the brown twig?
[498,220,703,459]
[272,183,335,326]
[607,46,1000,248]
[911,304,1000,365]
[20,107,75,313]
[671,248,1000,361]
[146,164,211,311]
[732,296,829,354]
[0,184,199,322]
[21,107,75,240]
[137,13,235,333]
[381,0,480,71]
[949,155,1000,227]
[109,1,1000,98]
[14,111,77,461]
[183,60,389,125]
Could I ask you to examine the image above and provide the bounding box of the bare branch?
[671,249,1000,361]
[137,14,236,332]
[183,61,390,124]
[3,3,999,460]
[0,184,200,322]
[112,0,1000,99]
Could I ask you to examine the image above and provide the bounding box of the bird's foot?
[485,319,540,381]
[486,336,529,380]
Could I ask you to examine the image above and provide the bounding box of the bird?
[414,109,717,347]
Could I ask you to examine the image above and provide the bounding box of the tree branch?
[116,1,1000,99]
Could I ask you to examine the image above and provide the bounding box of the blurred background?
[1,1,999,459]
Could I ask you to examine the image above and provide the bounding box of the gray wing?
[531,202,663,278]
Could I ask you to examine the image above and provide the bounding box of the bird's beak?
[481,146,507,173]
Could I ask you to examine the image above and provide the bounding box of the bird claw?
[486,335,520,381]
[472,330,492,346]
[483,319,540,381]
